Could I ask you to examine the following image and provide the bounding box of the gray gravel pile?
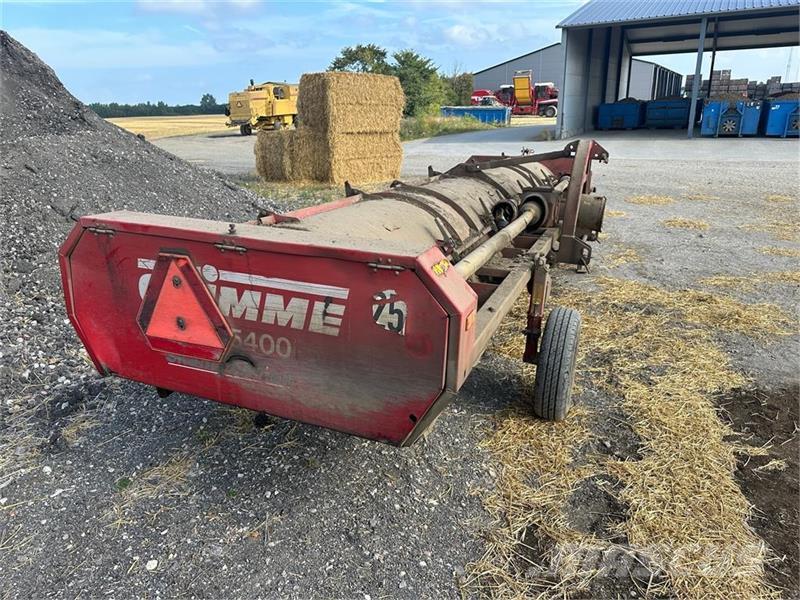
[0,30,104,140]
[0,32,494,599]
[0,31,275,418]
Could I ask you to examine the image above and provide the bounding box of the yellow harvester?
[225,80,298,135]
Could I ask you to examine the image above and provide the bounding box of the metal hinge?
[87,226,115,236]
[367,262,405,272]
[214,242,247,253]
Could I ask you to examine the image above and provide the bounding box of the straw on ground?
[626,195,674,205]
[663,218,710,231]
[757,246,800,258]
[764,194,794,204]
[467,276,793,599]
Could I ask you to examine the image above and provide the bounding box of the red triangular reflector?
[137,254,231,361]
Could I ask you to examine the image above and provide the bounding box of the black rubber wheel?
[544,105,557,118]
[240,123,252,136]
[532,306,581,421]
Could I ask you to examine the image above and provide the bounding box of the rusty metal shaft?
[454,203,542,279]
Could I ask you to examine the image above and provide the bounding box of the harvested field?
[256,71,404,184]
[107,114,229,139]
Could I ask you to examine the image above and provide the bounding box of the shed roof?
[473,42,561,75]
[558,0,799,28]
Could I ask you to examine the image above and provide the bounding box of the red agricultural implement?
[472,70,559,117]
[59,140,608,446]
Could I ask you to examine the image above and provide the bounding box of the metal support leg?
[707,17,719,98]
[687,17,708,139]
[523,261,552,363]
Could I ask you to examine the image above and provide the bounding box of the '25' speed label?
[372,289,407,336]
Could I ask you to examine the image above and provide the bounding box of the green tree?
[329,44,450,116]
[329,44,390,74]
[200,93,217,112]
[443,70,474,106]
[391,50,445,116]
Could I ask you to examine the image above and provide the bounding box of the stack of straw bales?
[255,71,405,184]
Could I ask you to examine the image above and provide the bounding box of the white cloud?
[135,0,262,15]
[135,0,211,14]
[10,27,223,69]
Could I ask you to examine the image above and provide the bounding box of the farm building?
[473,42,681,101]
[555,0,800,138]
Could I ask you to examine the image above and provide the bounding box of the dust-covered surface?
[2,30,800,600]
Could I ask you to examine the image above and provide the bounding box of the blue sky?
[2,0,798,105]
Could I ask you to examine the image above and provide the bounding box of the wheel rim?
[721,118,738,133]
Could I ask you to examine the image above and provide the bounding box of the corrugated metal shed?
[559,0,800,28]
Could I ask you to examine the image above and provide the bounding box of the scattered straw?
[463,406,598,597]
[663,218,710,231]
[119,454,192,502]
[757,246,800,258]
[468,276,792,599]
[753,459,787,473]
[764,194,794,204]
[764,270,800,285]
[604,247,641,268]
[699,275,751,289]
[606,210,627,218]
[626,195,674,206]
[553,278,790,599]
[742,222,799,242]
[61,411,99,444]
[106,453,193,529]
[700,271,800,292]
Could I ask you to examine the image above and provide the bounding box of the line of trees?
[328,44,473,116]
[92,45,473,120]
[90,94,225,118]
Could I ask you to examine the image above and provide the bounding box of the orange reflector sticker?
[137,254,231,361]
[465,310,475,331]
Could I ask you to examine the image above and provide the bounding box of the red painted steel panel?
[63,222,452,444]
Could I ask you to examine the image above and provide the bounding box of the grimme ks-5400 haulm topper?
[59,140,608,446]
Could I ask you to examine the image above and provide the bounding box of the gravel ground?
[2,31,799,600]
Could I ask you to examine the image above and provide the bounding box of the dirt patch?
[718,385,800,597]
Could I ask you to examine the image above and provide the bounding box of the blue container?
[644,99,692,128]
[762,99,800,137]
[597,102,644,130]
[700,100,763,137]
[440,106,511,125]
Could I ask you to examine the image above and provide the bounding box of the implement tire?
[532,306,581,421]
